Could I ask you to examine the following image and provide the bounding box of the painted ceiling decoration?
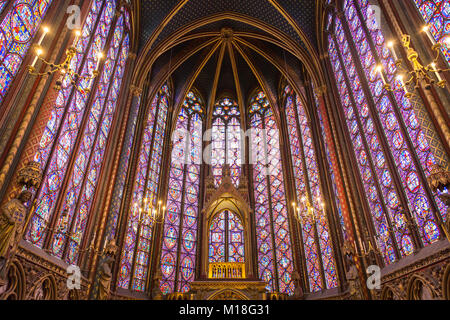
[131,0,324,119]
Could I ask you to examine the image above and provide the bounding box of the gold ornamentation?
[28,28,103,94]
[16,161,43,190]
[427,164,450,193]
[208,262,245,279]
[426,164,450,241]
[130,85,143,97]
[380,33,449,98]
[0,191,32,284]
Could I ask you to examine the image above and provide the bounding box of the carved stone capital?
[130,85,142,97]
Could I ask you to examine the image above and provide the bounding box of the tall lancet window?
[249,91,294,295]
[211,97,242,187]
[209,210,245,263]
[413,0,449,64]
[283,86,338,292]
[160,91,203,294]
[26,1,130,265]
[0,0,53,104]
[117,84,170,292]
[327,0,446,265]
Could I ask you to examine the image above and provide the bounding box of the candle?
[74,30,81,45]
[376,65,387,85]
[396,75,409,95]
[430,63,443,82]
[423,25,436,46]
[387,41,398,61]
[37,26,49,46]
[31,48,43,68]
[95,52,103,71]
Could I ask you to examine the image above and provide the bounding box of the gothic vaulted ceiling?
[134,0,323,115]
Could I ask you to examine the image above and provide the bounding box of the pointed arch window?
[0,0,53,104]
[249,91,295,295]
[209,210,245,263]
[283,86,338,292]
[211,97,242,187]
[160,91,203,295]
[117,84,170,292]
[413,0,449,64]
[327,0,446,265]
[26,1,130,265]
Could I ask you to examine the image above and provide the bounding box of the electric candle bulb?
[74,30,81,44]
[445,35,450,46]
[430,63,443,82]
[387,41,398,61]
[31,48,43,68]
[37,26,49,45]
[422,25,436,46]
[96,52,103,70]
[396,74,409,95]
[376,65,387,85]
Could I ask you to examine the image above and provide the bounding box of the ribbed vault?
[131,2,328,128]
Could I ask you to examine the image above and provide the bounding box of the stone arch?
[28,274,57,300]
[407,275,438,300]
[380,285,397,300]
[207,288,250,300]
[0,260,25,300]
[443,264,450,300]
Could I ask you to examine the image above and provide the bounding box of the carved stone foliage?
[0,246,91,300]
[443,264,450,300]
[373,248,449,300]
[27,275,57,300]
[208,289,250,300]
[0,260,25,300]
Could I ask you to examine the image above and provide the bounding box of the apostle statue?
[0,190,32,282]
[151,267,164,300]
[97,239,118,300]
[342,241,363,300]
[291,270,304,300]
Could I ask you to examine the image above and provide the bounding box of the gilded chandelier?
[377,26,449,98]
[27,27,103,94]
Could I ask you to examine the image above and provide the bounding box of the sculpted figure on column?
[97,239,118,300]
[0,190,32,281]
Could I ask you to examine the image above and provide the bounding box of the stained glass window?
[0,0,53,104]
[249,91,295,295]
[117,84,170,292]
[160,91,203,295]
[26,1,130,265]
[283,87,338,292]
[327,0,445,265]
[0,1,8,15]
[211,97,242,187]
[413,0,450,64]
[209,210,245,263]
